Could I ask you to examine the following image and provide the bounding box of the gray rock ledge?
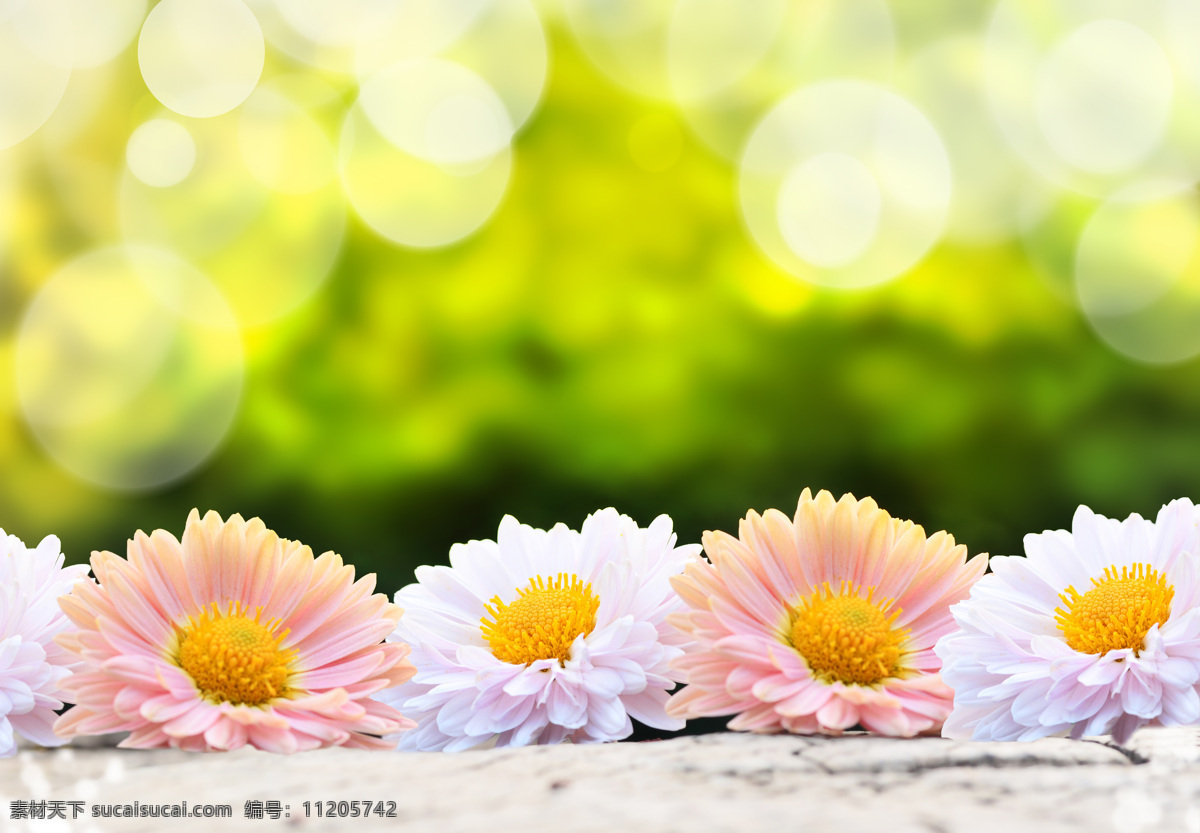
[4,729,1197,832]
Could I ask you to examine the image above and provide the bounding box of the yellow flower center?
[1055,563,1173,656]
[789,583,908,686]
[176,602,295,706]
[480,573,600,666]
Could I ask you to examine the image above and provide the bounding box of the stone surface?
[3,729,1198,832]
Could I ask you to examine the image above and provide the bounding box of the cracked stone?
[2,730,1197,833]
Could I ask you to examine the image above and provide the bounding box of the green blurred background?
[0,0,1196,590]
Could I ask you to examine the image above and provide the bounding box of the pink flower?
[667,489,987,736]
[54,510,416,753]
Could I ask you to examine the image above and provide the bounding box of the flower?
[935,500,1200,744]
[0,531,90,756]
[374,509,703,751]
[666,489,987,736]
[54,510,417,753]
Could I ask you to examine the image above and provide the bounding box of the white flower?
[935,499,1200,744]
[0,531,90,755]
[375,509,703,751]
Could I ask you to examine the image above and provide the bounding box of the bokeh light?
[238,76,337,195]
[2,0,1200,609]
[339,101,511,248]
[120,101,346,326]
[676,0,895,163]
[16,246,243,490]
[138,0,265,118]
[985,0,1200,199]
[740,81,951,288]
[126,118,196,188]
[1076,187,1200,365]
[359,58,513,167]
[26,0,147,69]
[357,0,547,137]
[666,0,786,105]
[562,0,675,99]
[0,4,70,150]
[273,0,381,49]
[899,35,1041,244]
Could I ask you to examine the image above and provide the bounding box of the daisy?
[0,531,90,756]
[374,508,703,751]
[935,500,1200,744]
[666,489,987,736]
[54,510,417,753]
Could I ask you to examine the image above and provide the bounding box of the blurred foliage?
[1,18,1197,593]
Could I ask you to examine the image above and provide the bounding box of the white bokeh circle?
[667,0,787,103]
[1034,20,1173,177]
[238,77,337,194]
[740,80,951,289]
[138,0,265,118]
[985,0,1200,198]
[359,58,513,167]
[354,0,489,72]
[356,0,547,139]
[17,0,147,69]
[273,0,384,48]
[126,118,196,188]
[16,246,244,491]
[1075,186,1200,365]
[339,102,511,248]
[561,0,675,99]
[675,0,896,162]
[0,3,70,149]
[0,158,13,265]
[121,109,346,326]
[898,35,1045,245]
[776,152,882,269]
[241,0,358,75]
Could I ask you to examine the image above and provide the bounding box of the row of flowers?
[1,489,1193,755]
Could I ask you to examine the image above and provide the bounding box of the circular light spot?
[985,1,1200,198]
[273,0,383,48]
[339,102,511,248]
[667,0,785,103]
[777,152,882,269]
[899,35,1040,245]
[358,58,513,167]
[356,0,547,139]
[740,80,951,289]
[1164,0,1200,92]
[0,160,12,261]
[1075,186,1200,364]
[561,0,674,99]
[126,118,196,188]
[138,0,265,118]
[121,110,346,326]
[238,79,336,194]
[0,5,70,149]
[354,0,488,71]
[627,111,682,172]
[1035,20,1173,176]
[16,246,243,491]
[240,0,357,75]
[17,0,146,69]
[678,0,895,161]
